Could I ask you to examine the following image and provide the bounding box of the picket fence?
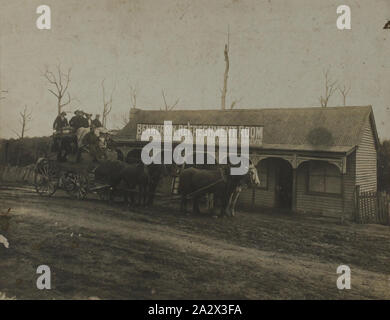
[355,186,390,225]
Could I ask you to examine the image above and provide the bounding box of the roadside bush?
[0,137,51,166]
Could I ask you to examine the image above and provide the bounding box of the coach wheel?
[64,173,89,200]
[34,159,58,197]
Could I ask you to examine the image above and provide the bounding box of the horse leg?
[230,187,242,217]
[227,190,235,217]
[219,197,227,217]
[193,197,200,215]
[129,192,135,207]
[123,191,130,209]
[142,185,147,207]
[224,192,234,217]
[135,185,140,206]
[62,149,68,162]
[137,184,145,207]
[145,184,150,206]
[180,196,187,214]
[108,187,115,204]
[148,183,156,205]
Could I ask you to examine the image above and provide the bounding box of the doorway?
[274,158,293,209]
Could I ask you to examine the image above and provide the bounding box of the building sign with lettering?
[136,123,263,146]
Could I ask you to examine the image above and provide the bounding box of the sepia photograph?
[1,0,390,304]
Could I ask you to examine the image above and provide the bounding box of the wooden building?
[114,106,379,219]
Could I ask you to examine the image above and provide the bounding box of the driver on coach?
[53,111,69,132]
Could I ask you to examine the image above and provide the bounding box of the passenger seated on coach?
[69,110,89,131]
[92,114,103,128]
[85,113,93,128]
[53,111,68,132]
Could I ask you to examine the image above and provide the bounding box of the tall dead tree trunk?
[338,84,351,107]
[43,65,72,115]
[12,105,32,139]
[319,69,337,107]
[221,43,229,110]
[12,105,32,165]
[128,85,137,122]
[161,89,179,111]
[101,79,115,128]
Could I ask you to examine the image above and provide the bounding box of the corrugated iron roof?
[115,106,376,153]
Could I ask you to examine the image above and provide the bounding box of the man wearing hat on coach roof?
[92,114,103,128]
[86,113,93,128]
[53,111,69,132]
[70,110,88,130]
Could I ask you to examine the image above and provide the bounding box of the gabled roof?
[115,106,378,153]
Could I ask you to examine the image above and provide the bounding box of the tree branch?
[161,89,179,111]
[320,68,337,107]
[43,64,73,114]
[101,79,115,127]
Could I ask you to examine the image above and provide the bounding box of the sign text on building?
[136,123,263,146]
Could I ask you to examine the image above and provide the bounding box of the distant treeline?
[0,137,51,167]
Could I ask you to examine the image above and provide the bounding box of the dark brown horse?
[124,149,173,205]
[94,159,169,207]
[178,162,260,216]
[93,160,127,202]
[119,163,151,206]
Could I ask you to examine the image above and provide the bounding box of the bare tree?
[220,26,242,110]
[130,85,137,110]
[221,27,230,110]
[125,84,138,123]
[338,84,351,107]
[43,65,72,115]
[161,89,179,111]
[120,112,130,127]
[12,105,32,139]
[101,79,115,128]
[319,69,337,107]
[230,97,243,110]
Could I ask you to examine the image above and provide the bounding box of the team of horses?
[93,151,260,217]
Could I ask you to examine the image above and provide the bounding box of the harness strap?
[185,178,224,199]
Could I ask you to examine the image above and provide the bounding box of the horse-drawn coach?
[34,124,118,200]
[34,113,261,217]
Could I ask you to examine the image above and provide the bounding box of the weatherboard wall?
[238,156,356,219]
[355,119,377,192]
[295,155,356,218]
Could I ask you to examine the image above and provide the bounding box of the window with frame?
[256,160,268,189]
[308,161,341,195]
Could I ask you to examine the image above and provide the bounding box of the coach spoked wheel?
[63,172,89,200]
[34,158,58,197]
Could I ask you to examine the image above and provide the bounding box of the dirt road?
[0,183,389,299]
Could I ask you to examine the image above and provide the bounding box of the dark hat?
[60,111,67,116]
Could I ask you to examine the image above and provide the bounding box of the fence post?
[355,185,360,223]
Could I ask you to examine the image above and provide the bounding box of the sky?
[1,0,390,139]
